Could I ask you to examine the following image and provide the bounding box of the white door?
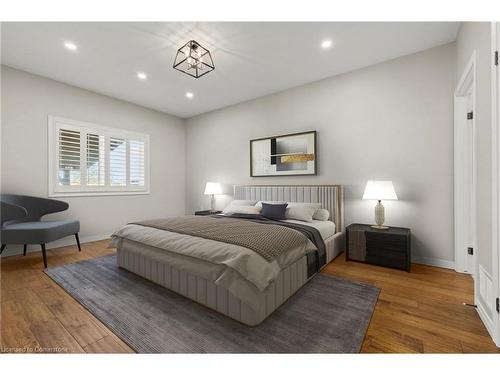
[464,94,476,275]
[453,52,477,277]
[492,22,500,347]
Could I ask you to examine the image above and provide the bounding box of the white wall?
[1,66,186,255]
[185,43,456,266]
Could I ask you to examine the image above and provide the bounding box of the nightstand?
[346,223,411,272]
[195,210,222,216]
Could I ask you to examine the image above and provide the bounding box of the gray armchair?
[0,194,80,268]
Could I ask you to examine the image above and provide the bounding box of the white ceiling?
[1,22,460,118]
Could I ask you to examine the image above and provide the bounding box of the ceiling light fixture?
[64,41,78,51]
[321,39,333,49]
[137,72,147,80]
[173,40,215,79]
[185,92,194,99]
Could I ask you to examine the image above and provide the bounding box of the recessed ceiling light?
[64,41,78,51]
[321,39,333,49]
[137,72,147,80]
[185,92,194,99]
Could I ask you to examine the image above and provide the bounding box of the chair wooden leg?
[0,244,6,254]
[23,244,27,256]
[75,233,81,252]
[40,244,47,268]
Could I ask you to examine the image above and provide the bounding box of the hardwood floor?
[323,257,499,353]
[1,240,498,353]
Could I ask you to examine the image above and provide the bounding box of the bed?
[112,184,344,326]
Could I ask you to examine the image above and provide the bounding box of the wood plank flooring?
[1,240,498,353]
[322,257,499,353]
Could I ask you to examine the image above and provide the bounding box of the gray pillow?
[255,200,286,210]
[261,202,288,220]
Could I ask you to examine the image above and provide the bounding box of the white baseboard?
[412,255,455,269]
[0,233,111,258]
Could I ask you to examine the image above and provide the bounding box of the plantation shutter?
[129,140,145,186]
[109,137,127,186]
[50,116,149,196]
[86,133,106,186]
[58,128,81,186]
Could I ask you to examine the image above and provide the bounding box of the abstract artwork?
[250,131,317,176]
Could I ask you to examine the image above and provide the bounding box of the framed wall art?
[250,131,317,177]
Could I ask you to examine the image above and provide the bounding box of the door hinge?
[495,51,498,66]
[496,297,499,313]
[467,112,473,120]
[467,247,474,255]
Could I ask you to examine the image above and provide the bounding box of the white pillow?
[222,200,258,214]
[227,199,258,207]
[222,205,261,215]
[285,202,322,222]
[313,208,330,221]
[222,206,260,215]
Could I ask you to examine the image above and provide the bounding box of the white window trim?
[48,115,150,197]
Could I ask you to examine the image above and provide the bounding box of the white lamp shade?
[362,180,398,200]
[204,182,222,195]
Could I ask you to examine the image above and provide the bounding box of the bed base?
[117,232,343,326]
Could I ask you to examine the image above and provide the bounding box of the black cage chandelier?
[173,40,215,78]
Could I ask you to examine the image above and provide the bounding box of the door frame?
[454,51,478,283]
[491,22,500,347]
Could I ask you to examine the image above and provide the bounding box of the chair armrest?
[1,201,28,225]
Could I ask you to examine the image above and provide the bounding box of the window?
[48,116,149,196]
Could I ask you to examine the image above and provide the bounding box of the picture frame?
[250,131,317,177]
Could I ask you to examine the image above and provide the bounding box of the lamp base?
[210,194,216,212]
[370,224,390,230]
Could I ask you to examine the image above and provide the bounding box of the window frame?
[48,115,150,197]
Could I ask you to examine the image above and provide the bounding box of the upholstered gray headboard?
[233,185,344,233]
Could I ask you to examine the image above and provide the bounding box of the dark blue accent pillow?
[261,202,288,220]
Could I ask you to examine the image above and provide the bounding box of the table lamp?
[204,182,222,213]
[362,180,398,229]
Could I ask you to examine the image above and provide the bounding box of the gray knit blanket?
[132,215,310,261]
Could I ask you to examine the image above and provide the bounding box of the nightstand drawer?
[366,248,408,270]
[365,232,407,247]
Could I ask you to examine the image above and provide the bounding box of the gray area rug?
[45,255,379,353]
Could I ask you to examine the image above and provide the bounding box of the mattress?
[282,219,336,240]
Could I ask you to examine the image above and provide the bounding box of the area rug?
[45,255,379,353]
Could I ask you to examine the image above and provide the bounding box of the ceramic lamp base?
[373,200,389,229]
[210,194,216,212]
